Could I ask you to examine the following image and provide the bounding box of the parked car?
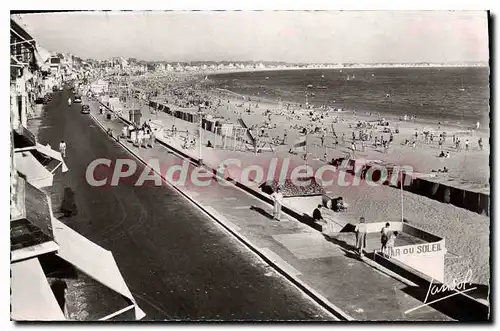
[74,95,82,103]
[81,104,90,114]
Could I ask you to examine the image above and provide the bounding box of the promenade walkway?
[85,97,455,321]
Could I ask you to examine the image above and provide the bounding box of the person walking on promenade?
[271,187,283,221]
[380,222,390,252]
[59,140,67,158]
[478,137,483,151]
[355,217,368,257]
[465,139,469,152]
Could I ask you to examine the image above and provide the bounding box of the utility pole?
[198,106,203,164]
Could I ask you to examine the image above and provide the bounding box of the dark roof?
[10,19,35,48]
[11,177,54,251]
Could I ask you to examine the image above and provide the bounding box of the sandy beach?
[124,71,490,285]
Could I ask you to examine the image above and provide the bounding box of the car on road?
[74,95,82,103]
[81,104,90,114]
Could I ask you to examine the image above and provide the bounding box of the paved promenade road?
[29,89,336,321]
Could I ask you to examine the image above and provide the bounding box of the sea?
[208,67,490,127]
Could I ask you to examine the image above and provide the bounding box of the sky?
[16,11,489,64]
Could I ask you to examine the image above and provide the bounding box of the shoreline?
[140,68,489,131]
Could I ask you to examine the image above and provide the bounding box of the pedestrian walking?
[478,137,483,151]
[355,217,368,257]
[59,140,67,158]
[465,139,469,151]
[271,187,283,221]
[380,222,390,253]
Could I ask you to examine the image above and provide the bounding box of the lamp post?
[198,106,204,164]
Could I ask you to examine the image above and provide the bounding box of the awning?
[15,151,53,189]
[11,258,66,321]
[53,220,145,320]
[11,176,59,262]
[13,126,37,149]
[11,19,35,48]
[35,45,50,67]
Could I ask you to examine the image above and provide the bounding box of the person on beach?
[271,187,283,221]
[355,217,368,257]
[380,222,390,251]
[476,121,480,131]
[465,139,469,151]
[478,138,483,151]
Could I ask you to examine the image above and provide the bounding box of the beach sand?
[126,72,490,285]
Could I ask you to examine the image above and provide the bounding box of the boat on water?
[265,76,270,80]
[316,86,327,89]
[307,84,313,88]
[321,74,325,78]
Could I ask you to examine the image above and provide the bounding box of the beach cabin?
[128,109,142,125]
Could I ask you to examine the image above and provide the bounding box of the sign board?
[383,240,446,282]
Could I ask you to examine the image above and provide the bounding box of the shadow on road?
[249,205,274,220]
